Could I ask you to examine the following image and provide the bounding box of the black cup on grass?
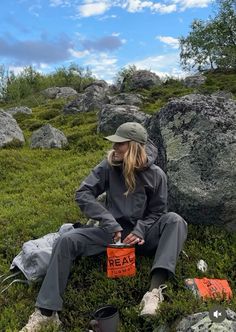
[89,305,119,332]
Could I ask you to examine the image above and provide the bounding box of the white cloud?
[125,53,186,78]
[98,14,117,20]
[112,32,121,37]
[28,4,42,17]
[77,1,111,17]
[49,0,211,17]
[82,52,118,82]
[123,0,211,12]
[8,66,25,75]
[121,0,177,14]
[49,0,71,7]
[173,0,212,10]
[9,63,52,75]
[6,62,52,77]
[157,36,179,49]
[34,63,52,73]
[69,48,90,58]
[75,32,84,39]
[75,0,177,17]
[39,63,50,69]
[152,3,177,14]
[124,0,152,12]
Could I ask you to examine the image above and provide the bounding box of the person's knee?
[167,212,183,221]
[165,212,182,222]
[163,212,188,228]
[55,233,76,256]
[167,213,188,239]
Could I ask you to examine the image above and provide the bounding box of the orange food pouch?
[194,277,233,300]
[107,245,136,278]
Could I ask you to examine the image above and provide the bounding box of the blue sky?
[0,0,214,83]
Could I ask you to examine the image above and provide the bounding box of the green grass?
[139,71,236,114]
[0,72,236,331]
[199,70,236,95]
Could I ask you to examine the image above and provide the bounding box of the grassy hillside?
[0,71,235,331]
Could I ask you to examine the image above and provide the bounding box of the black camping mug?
[89,305,119,332]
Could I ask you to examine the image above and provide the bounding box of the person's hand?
[123,233,145,245]
[113,231,122,243]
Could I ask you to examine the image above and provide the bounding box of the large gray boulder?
[56,87,78,99]
[42,87,78,99]
[184,74,206,88]
[30,124,68,148]
[0,111,25,147]
[63,83,109,114]
[84,80,108,90]
[97,104,151,134]
[121,69,161,91]
[41,87,60,99]
[149,94,236,230]
[211,90,234,101]
[108,84,119,95]
[5,106,32,116]
[176,309,236,331]
[108,93,144,106]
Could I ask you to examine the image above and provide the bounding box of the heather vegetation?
[0,66,235,331]
[0,63,93,105]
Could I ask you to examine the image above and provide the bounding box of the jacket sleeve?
[132,169,168,239]
[75,160,123,234]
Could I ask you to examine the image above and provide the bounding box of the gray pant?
[36,212,187,311]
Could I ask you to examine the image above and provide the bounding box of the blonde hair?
[107,141,147,195]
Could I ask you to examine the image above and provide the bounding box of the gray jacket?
[75,140,167,239]
[10,224,74,281]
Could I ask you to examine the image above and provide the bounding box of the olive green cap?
[105,122,148,144]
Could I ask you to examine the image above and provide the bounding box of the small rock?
[30,124,68,148]
[120,69,161,91]
[184,74,206,88]
[108,93,144,106]
[42,87,78,99]
[5,106,32,116]
[0,111,25,147]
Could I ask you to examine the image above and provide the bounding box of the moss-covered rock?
[149,94,236,230]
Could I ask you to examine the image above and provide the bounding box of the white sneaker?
[139,284,167,317]
[19,308,61,332]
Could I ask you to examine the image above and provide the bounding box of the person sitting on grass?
[20,122,188,332]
